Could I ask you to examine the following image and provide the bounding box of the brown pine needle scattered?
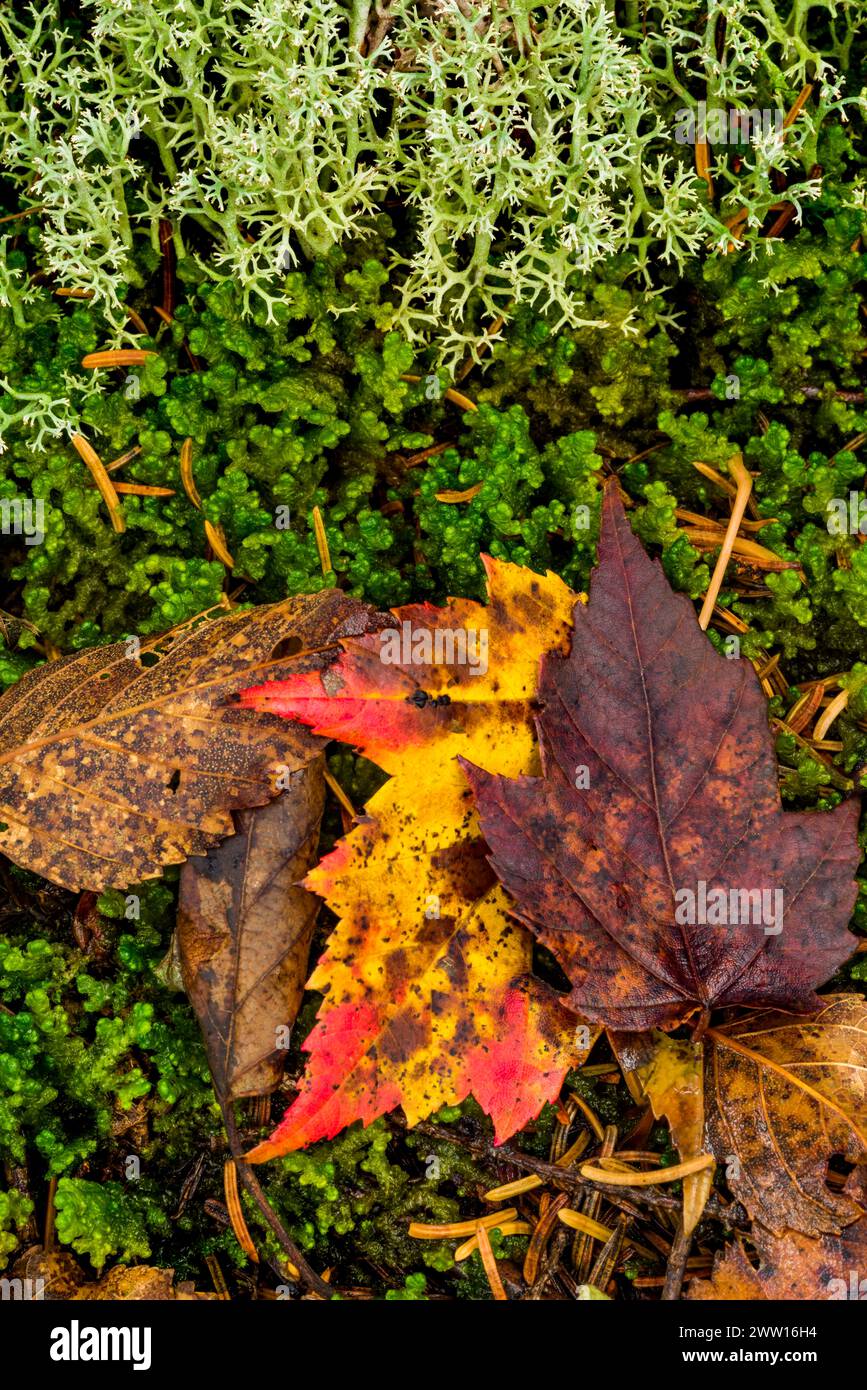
[676,507,775,534]
[106,444,142,474]
[435,483,484,503]
[523,1192,569,1285]
[771,716,852,788]
[721,207,749,249]
[557,1208,614,1242]
[484,1173,544,1202]
[44,1175,58,1250]
[813,687,850,742]
[695,140,714,198]
[55,287,93,299]
[688,530,796,569]
[125,305,149,335]
[783,83,814,130]
[399,375,478,411]
[408,1208,518,1239]
[766,203,796,239]
[81,350,156,368]
[404,442,454,468]
[693,460,736,499]
[798,672,845,691]
[454,1223,530,1261]
[223,1159,259,1264]
[180,438,202,510]
[312,505,332,577]
[483,1131,590,1202]
[722,208,750,231]
[581,1153,715,1186]
[153,305,174,326]
[595,1155,640,1174]
[476,1222,508,1299]
[692,459,764,524]
[0,204,46,224]
[112,483,175,497]
[755,651,781,683]
[204,519,234,569]
[570,1091,605,1142]
[205,1253,231,1300]
[443,386,478,412]
[588,1216,627,1292]
[323,767,356,820]
[698,453,752,629]
[711,604,749,633]
[71,434,126,533]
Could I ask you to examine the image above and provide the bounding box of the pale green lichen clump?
[1,0,861,367]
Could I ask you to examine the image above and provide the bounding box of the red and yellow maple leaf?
[240,558,588,1157]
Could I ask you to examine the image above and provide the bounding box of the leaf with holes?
[240,558,588,1159]
[702,996,867,1235]
[467,481,860,1032]
[0,591,373,891]
[690,1168,867,1299]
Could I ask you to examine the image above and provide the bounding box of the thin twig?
[662,1218,692,1301]
[222,1105,333,1299]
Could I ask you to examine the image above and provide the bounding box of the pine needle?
[399,375,478,411]
[409,1208,518,1239]
[223,1159,260,1264]
[476,1222,508,1299]
[557,1208,614,1242]
[112,483,175,496]
[698,453,752,629]
[180,438,202,510]
[435,483,484,503]
[323,767,356,820]
[312,506,332,577]
[581,1154,715,1186]
[71,433,125,533]
[813,687,850,742]
[106,444,142,474]
[454,1222,530,1261]
[204,519,234,569]
[81,350,157,369]
[205,1253,231,1300]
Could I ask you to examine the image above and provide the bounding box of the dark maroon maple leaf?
[465,481,860,1031]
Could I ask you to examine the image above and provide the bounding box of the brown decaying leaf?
[11,1247,216,1299]
[0,590,374,891]
[178,765,326,1103]
[467,481,860,1031]
[705,997,867,1235]
[72,1266,217,1300]
[690,1169,867,1300]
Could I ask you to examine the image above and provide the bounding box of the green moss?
[0,1188,33,1269]
[54,1177,169,1271]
